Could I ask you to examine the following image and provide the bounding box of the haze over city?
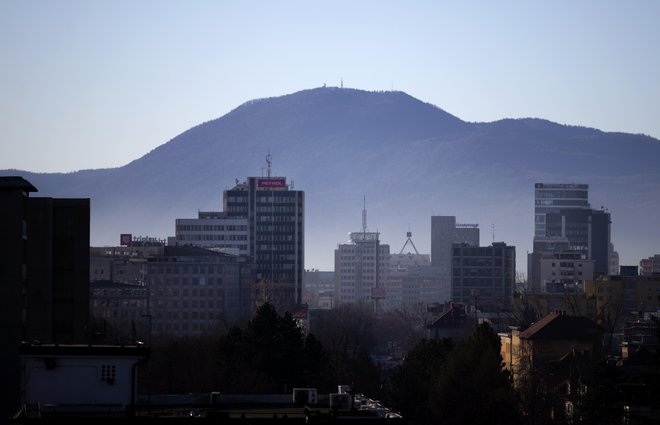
[2,1,660,173]
[3,4,660,422]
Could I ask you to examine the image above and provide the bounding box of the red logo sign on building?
[257,178,286,188]
[120,234,133,246]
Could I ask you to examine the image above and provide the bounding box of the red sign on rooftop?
[120,234,133,246]
[257,178,286,188]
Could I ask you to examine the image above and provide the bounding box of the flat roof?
[0,176,38,192]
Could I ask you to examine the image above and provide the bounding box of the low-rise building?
[18,343,148,419]
[500,311,601,387]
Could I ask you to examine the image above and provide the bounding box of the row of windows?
[177,224,246,231]
[92,288,147,297]
[256,234,295,242]
[93,310,145,320]
[178,234,247,241]
[256,254,299,261]
[535,190,588,199]
[256,196,297,203]
[257,215,301,223]
[340,276,379,281]
[148,265,235,275]
[255,206,300,213]
[257,244,300,251]
[256,225,302,232]
[151,287,227,297]
[454,268,504,277]
[151,299,223,310]
[154,322,218,333]
[92,299,147,308]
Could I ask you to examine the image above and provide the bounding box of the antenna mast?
[399,229,420,255]
[266,154,272,178]
[362,196,367,233]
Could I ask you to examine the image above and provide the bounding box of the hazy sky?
[1,1,659,173]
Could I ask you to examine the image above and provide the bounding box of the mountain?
[3,87,660,271]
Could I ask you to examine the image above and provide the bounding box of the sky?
[1,1,659,173]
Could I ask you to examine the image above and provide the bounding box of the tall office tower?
[544,208,611,275]
[334,203,390,311]
[534,183,590,238]
[431,216,479,266]
[0,176,90,419]
[224,169,304,310]
[451,242,516,307]
[430,216,479,301]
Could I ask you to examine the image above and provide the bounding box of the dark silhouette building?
[0,176,90,419]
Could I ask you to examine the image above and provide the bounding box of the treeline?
[136,303,660,425]
[138,303,406,396]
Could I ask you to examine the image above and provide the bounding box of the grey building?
[430,216,480,304]
[90,281,149,342]
[175,212,248,256]
[147,246,252,335]
[527,251,595,293]
[530,183,613,291]
[534,183,590,238]
[451,242,516,307]
[545,208,611,275]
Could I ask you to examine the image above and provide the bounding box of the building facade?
[1,177,90,419]
[534,183,590,238]
[530,183,613,291]
[639,254,660,276]
[527,251,595,294]
[430,216,479,306]
[451,242,516,307]
[147,246,252,335]
[175,212,248,256]
[544,208,611,274]
[224,176,304,309]
[334,230,390,311]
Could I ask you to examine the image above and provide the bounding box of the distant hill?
[4,87,660,271]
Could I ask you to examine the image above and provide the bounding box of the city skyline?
[2,1,660,173]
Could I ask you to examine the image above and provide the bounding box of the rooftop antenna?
[492,223,495,244]
[341,78,343,89]
[399,227,420,255]
[362,196,367,233]
[266,154,272,178]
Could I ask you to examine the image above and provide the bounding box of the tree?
[387,338,454,425]
[214,303,323,393]
[310,303,378,388]
[433,323,521,425]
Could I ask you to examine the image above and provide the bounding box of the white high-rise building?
[334,203,389,311]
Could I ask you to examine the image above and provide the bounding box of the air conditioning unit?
[292,388,317,405]
[329,393,353,410]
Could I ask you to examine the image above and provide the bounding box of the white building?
[19,344,148,419]
[175,211,248,256]
[535,251,595,293]
[334,204,389,311]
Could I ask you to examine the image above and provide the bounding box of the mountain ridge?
[3,87,659,270]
